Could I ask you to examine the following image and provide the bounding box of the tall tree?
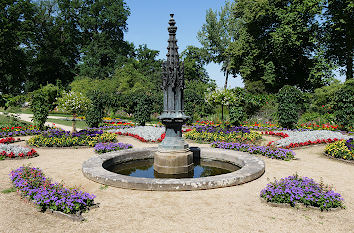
[198,1,237,89]
[324,0,353,80]
[228,0,329,92]
[78,0,131,79]
[0,0,36,94]
[27,0,81,91]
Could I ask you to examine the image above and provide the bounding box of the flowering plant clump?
[260,174,345,211]
[94,142,133,153]
[27,129,117,147]
[0,125,42,138]
[0,137,20,144]
[211,141,295,160]
[269,130,350,148]
[192,120,230,127]
[325,138,354,160]
[184,127,261,143]
[10,166,96,214]
[102,118,135,127]
[262,131,289,138]
[0,144,37,159]
[297,122,339,131]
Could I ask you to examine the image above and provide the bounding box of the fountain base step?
[154,150,193,174]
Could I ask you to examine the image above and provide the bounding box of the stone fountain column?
[154,14,193,175]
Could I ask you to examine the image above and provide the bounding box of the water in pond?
[106,158,240,179]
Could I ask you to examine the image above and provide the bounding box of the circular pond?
[82,147,265,191]
[106,158,240,179]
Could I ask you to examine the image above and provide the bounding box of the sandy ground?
[0,133,354,233]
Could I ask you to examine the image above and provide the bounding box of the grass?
[46,118,88,129]
[1,187,17,194]
[0,114,30,127]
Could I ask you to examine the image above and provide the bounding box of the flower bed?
[0,137,20,144]
[325,138,353,161]
[269,130,350,148]
[10,166,96,215]
[184,127,261,143]
[0,128,42,138]
[109,126,166,142]
[260,174,344,211]
[0,144,37,159]
[27,129,117,147]
[211,141,295,160]
[94,142,133,153]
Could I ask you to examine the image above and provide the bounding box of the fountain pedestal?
[154,150,193,174]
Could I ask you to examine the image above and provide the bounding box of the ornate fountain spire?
[155,14,192,174]
[160,14,187,120]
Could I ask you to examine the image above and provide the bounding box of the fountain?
[82,14,265,191]
[154,14,193,176]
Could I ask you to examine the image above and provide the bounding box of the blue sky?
[124,0,244,88]
[123,0,345,87]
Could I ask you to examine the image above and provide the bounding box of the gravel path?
[0,137,353,233]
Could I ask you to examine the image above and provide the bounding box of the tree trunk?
[346,49,353,80]
[224,70,229,89]
[72,113,77,133]
[221,104,224,121]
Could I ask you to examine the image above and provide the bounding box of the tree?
[324,0,353,80]
[30,84,60,130]
[181,46,216,122]
[78,0,132,79]
[56,91,91,132]
[26,0,81,91]
[228,0,329,92]
[206,88,237,121]
[85,90,107,128]
[198,1,237,89]
[0,0,36,95]
[276,85,304,129]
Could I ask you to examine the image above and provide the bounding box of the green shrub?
[85,90,106,128]
[30,84,60,130]
[228,88,246,126]
[276,85,303,129]
[333,79,354,131]
[134,94,153,126]
[312,80,341,114]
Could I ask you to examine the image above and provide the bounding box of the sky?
[123,0,244,88]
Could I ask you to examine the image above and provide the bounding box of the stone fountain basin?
[82,147,265,191]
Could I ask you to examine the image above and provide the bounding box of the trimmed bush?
[333,79,354,131]
[134,94,153,126]
[31,84,60,130]
[276,85,303,129]
[85,90,106,128]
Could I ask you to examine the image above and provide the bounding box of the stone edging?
[82,147,265,191]
[322,152,354,165]
[25,142,92,149]
[19,193,99,221]
[260,198,343,212]
[43,203,100,222]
